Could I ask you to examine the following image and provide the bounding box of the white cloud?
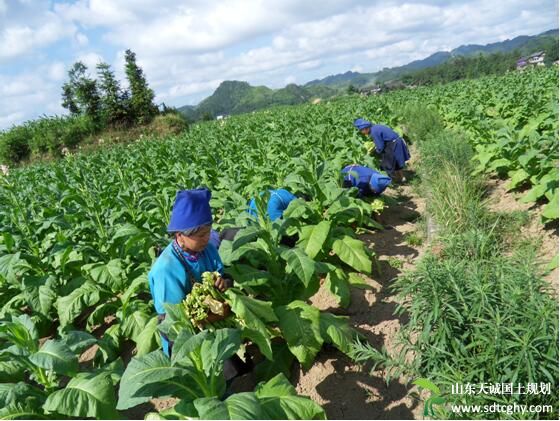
[164,79,224,99]
[0,112,25,130]
[0,0,558,129]
[0,9,76,62]
[48,62,67,81]
[54,0,139,26]
[76,52,105,70]
[298,60,322,70]
[76,32,89,46]
[284,75,297,85]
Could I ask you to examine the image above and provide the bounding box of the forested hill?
[179,28,558,121]
[178,82,337,121]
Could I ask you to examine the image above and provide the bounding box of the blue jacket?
[148,242,223,355]
[341,165,391,196]
[248,189,296,221]
[369,125,410,172]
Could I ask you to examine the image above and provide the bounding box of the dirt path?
[121,171,430,419]
[296,178,427,420]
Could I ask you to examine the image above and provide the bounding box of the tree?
[347,84,358,94]
[124,49,158,124]
[96,62,130,127]
[61,62,101,121]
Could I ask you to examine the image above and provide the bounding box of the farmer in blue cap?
[148,188,230,357]
[341,164,392,197]
[247,188,297,221]
[354,118,410,182]
[217,189,298,249]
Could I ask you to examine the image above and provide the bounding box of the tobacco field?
[0,66,557,419]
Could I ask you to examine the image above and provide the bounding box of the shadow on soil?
[294,181,424,419]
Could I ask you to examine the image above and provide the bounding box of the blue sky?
[0,0,557,129]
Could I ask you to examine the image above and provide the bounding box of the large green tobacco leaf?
[225,290,278,326]
[116,351,192,410]
[193,393,264,420]
[226,264,274,288]
[55,281,104,327]
[82,258,127,292]
[297,221,331,259]
[240,328,273,361]
[255,374,326,420]
[331,235,372,274]
[19,276,56,317]
[120,273,149,305]
[0,401,48,420]
[319,312,356,355]
[225,291,277,359]
[0,382,44,408]
[43,372,119,419]
[134,315,160,356]
[197,328,241,378]
[254,341,294,383]
[324,268,350,307]
[506,168,530,191]
[59,330,96,354]
[280,248,316,287]
[0,360,26,383]
[121,308,152,342]
[521,182,548,204]
[232,226,265,249]
[0,253,27,284]
[541,189,559,221]
[282,198,312,219]
[29,340,78,376]
[275,301,323,369]
[487,158,511,173]
[160,329,241,402]
[348,272,372,289]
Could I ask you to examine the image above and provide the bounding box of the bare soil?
[295,177,427,420]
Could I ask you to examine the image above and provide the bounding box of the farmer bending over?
[247,188,297,221]
[219,188,298,247]
[341,164,392,197]
[354,118,410,182]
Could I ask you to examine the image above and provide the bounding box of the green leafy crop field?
[0,66,557,419]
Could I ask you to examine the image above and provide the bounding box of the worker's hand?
[214,276,233,292]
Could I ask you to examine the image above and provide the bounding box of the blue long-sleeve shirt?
[248,189,297,221]
[148,241,223,355]
[341,165,391,196]
[369,125,400,153]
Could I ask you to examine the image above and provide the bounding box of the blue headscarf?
[354,118,372,130]
[167,188,212,232]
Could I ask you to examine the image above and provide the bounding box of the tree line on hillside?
[399,40,559,86]
[0,50,187,165]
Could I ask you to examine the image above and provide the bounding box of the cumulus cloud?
[0,3,77,62]
[0,0,558,129]
[76,52,105,70]
[48,62,67,81]
[0,112,25,129]
[76,32,89,46]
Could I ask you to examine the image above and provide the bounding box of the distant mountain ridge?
[305,29,558,88]
[179,28,558,120]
